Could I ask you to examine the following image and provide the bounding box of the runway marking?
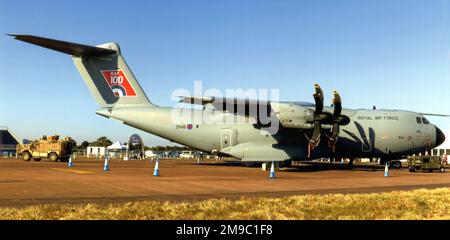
[51,168,96,174]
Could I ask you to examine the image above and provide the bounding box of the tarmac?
[1,157,450,207]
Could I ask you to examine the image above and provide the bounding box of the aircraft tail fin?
[9,34,155,108]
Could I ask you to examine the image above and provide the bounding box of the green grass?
[1,188,450,220]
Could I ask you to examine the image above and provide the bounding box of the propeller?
[328,90,350,152]
[307,84,350,158]
[308,84,323,148]
[307,84,332,157]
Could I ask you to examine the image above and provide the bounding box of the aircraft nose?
[436,126,445,147]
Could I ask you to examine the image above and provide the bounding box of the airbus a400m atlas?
[10,34,447,167]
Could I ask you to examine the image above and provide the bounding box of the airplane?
[9,34,448,168]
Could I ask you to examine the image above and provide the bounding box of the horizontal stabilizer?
[179,96,215,105]
[8,34,117,57]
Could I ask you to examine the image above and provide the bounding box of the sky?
[1,0,450,146]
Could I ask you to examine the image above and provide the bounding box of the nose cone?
[436,126,445,147]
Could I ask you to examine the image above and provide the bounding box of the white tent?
[106,141,127,158]
[107,141,126,150]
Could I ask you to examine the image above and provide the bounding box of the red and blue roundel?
[187,124,193,130]
[101,70,137,97]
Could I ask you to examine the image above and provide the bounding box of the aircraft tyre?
[391,161,401,169]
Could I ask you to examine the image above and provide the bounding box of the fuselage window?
[416,117,422,124]
[422,118,430,124]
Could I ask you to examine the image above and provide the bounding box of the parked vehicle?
[408,155,445,173]
[180,151,195,159]
[16,135,74,162]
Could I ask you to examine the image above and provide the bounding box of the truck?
[16,135,74,162]
[407,155,446,173]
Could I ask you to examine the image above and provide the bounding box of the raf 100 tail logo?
[101,70,137,97]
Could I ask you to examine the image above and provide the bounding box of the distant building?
[0,127,20,157]
[86,146,106,158]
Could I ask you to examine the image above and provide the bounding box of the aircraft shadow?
[195,161,388,172]
[284,162,386,172]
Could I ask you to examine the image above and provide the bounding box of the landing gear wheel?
[439,167,445,173]
[349,158,354,169]
[49,153,58,162]
[22,152,31,161]
[391,161,401,169]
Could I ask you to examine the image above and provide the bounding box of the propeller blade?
[332,90,342,117]
[313,83,324,113]
[328,123,340,153]
[309,121,321,147]
[330,123,339,141]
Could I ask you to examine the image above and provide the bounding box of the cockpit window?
[422,117,430,124]
[416,117,422,124]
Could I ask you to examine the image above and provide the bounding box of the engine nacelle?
[272,103,314,129]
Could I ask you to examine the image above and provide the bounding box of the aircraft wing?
[179,96,272,117]
[418,112,450,117]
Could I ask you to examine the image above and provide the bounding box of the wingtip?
[6,34,26,39]
[418,112,450,117]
